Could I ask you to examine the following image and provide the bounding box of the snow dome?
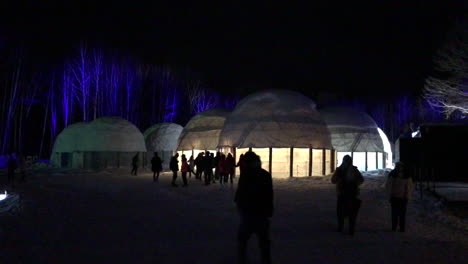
[319,107,391,171]
[144,123,183,169]
[177,108,230,158]
[51,117,146,169]
[218,90,333,178]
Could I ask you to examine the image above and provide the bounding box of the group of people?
[132,150,413,264]
[331,155,413,235]
[234,152,413,264]
[166,151,238,187]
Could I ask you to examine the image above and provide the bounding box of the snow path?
[1,169,466,264]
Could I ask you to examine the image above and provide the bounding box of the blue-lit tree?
[186,80,219,114]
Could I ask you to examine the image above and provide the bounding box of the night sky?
[1,1,465,99]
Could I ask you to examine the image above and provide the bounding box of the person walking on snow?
[331,155,364,236]
[181,154,189,187]
[236,154,246,176]
[131,153,139,176]
[170,153,179,187]
[386,161,413,232]
[151,152,162,182]
[188,155,195,178]
[226,153,236,184]
[218,154,227,186]
[235,151,273,264]
[203,151,213,185]
[195,152,204,180]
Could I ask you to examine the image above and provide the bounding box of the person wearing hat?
[386,161,413,232]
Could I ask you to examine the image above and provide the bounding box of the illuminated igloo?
[51,117,147,169]
[218,90,333,178]
[177,108,230,159]
[319,107,392,171]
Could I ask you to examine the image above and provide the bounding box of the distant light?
[412,131,418,138]
[0,191,7,201]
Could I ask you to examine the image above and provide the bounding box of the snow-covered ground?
[0,168,466,263]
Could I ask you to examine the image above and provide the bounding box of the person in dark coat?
[214,152,221,181]
[236,154,246,176]
[7,153,17,186]
[235,151,273,264]
[151,152,163,182]
[386,162,413,232]
[210,152,216,183]
[218,154,227,185]
[188,155,195,178]
[331,155,364,236]
[181,154,189,187]
[170,153,179,187]
[203,151,213,185]
[225,153,236,184]
[131,153,139,176]
[195,152,204,180]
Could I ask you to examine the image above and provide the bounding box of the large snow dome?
[218,90,333,177]
[78,117,146,152]
[51,122,88,153]
[144,123,183,169]
[51,117,146,168]
[177,109,230,152]
[218,90,332,148]
[320,107,391,170]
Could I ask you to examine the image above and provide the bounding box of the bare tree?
[424,21,468,119]
[186,80,219,114]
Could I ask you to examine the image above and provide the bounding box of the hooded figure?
[331,155,364,235]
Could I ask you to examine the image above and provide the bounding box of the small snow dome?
[218,90,333,178]
[320,107,389,170]
[144,123,183,169]
[177,109,230,152]
[51,117,146,169]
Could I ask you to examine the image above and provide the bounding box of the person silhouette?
[226,153,236,184]
[131,153,139,176]
[181,154,189,186]
[170,153,180,187]
[331,155,364,235]
[386,162,413,232]
[235,151,273,264]
[151,152,162,182]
